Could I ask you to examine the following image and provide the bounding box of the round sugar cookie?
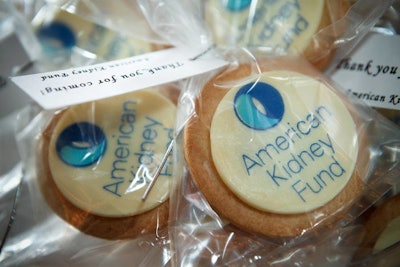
[39,88,176,239]
[205,0,350,69]
[184,59,369,237]
[357,194,400,258]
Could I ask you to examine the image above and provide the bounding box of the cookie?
[184,58,369,238]
[204,0,350,69]
[38,88,177,240]
[359,194,400,256]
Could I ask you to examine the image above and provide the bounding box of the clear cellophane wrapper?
[139,0,394,70]
[14,0,169,70]
[135,1,399,265]
[1,0,398,266]
[169,47,400,266]
[0,85,179,266]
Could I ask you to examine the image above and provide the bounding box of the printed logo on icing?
[224,0,252,11]
[207,0,324,53]
[210,71,359,214]
[234,81,284,130]
[48,90,176,217]
[37,21,76,51]
[56,122,107,167]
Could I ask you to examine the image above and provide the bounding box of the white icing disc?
[205,0,324,53]
[210,71,358,214]
[48,90,176,217]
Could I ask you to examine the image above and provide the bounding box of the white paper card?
[330,33,400,111]
[11,47,228,110]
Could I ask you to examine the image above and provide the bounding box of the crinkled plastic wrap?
[25,0,169,70]
[169,48,400,266]
[0,86,179,266]
[1,0,398,266]
[203,0,393,70]
[352,4,400,264]
[137,0,394,78]
[352,189,400,267]
[138,0,211,52]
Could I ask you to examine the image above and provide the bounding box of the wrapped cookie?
[37,87,177,240]
[184,55,369,237]
[1,86,178,266]
[170,50,400,266]
[352,167,400,266]
[204,0,348,69]
[30,0,170,71]
[202,0,393,70]
[359,193,400,258]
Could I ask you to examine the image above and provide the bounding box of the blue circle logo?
[234,82,284,130]
[37,21,76,52]
[56,122,107,167]
[224,0,251,11]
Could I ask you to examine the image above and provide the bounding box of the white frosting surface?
[48,90,175,217]
[206,0,324,53]
[210,71,358,214]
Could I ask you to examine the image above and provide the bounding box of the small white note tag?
[11,47,228,110]
[330,32,400,111]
